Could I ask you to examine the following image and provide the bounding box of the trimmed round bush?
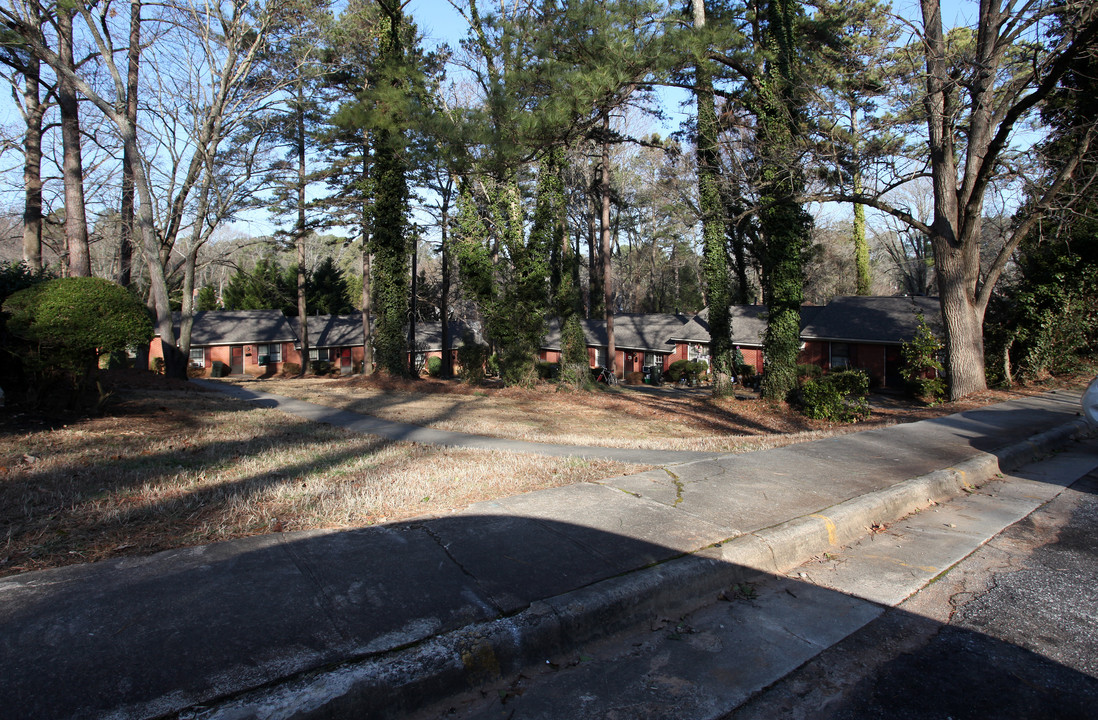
[4,277,152,378]
[427,355,442,377]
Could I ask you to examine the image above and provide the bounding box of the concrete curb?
[195,419,1096,720]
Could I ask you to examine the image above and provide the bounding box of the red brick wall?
[854,344,887,387]
[798,341,827,369]
[741,347,764,374]
[670,343,689,364]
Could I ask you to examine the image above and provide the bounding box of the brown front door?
[230,346,244,375]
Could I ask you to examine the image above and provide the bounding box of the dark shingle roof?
[541,317,608,350]
[295,316,483,351]
[184,310,297,345]
[611,313,694,351]
[672,305,807,347]
[800,296,941,344]
[294,315,365,348]
[411,321,483,351]
[541,313,692,352]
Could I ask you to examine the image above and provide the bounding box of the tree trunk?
[600,113,615,377]
[440,205,452,379]
[361,247,374,374]
[408,242,418,376]
[757,0,810,402]
[118,0,141,287]
[58,9,90,278]
[693,0,734,396]
[179,246,200,356]
[124,121,183,378]
[22,51,43,271]
[934,236,987,399]
[587,190,601,318]
[360,140,374,375]
[921,0,987,399]
[852,162,870,296]
[295,83,309,377]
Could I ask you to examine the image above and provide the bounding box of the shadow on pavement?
[3,503,1097,720]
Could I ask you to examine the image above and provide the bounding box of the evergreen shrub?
[3,277,152,406]
[535,360,558,380]
[457,332,488,384]
[797,363,823,381]
[427,356,442,377]
[800,369,870,422]
[900,314,947,403]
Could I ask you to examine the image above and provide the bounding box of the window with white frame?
[309,347,331,362]
[257,343,282,364]
[189,348,205,368]
[644,352,662,369]
[688,343,710,366]
[595,347,607,368]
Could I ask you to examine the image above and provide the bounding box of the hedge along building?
[150,310,301,376]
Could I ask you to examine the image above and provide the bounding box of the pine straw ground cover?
[1,368,1091,578]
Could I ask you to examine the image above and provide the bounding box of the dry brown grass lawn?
[2,368,1090,579]
[235,372,1090,453]
[0,387,645,578]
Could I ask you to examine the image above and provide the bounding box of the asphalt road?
[733,469,1098,720]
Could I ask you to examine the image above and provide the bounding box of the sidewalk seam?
[415,523,506,618]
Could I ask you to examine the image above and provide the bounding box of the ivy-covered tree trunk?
[692,0,734,396]
[851,111,870,296]
[758,0,811,403]
[370,3,410,376]
[853,192,870,295]
[599,114,616,378]
[294,80,310,377]
[587,192,603,318]
[371,122,409,375]
[360,138,374,375]
[407,243,418,376]
[439,200,452,379]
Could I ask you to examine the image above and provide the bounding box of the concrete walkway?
[194,378,726,464]
[0,388,1093,720]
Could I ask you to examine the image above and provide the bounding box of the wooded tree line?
[0,0,1094,398]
